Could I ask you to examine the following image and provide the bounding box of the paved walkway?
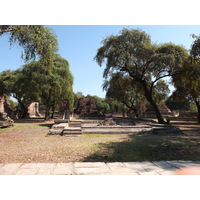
[1,161,200,175]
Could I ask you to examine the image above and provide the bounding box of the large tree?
[7,54,74,119]
[103,72,144,117]
[171,34,200,123]
[0,25,58,68]
[172,59,200,123]
[95,28,188,124]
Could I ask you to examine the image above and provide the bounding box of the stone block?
[52,163,74,175]
[0,163,22,175]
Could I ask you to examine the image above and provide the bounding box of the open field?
[0,118,200,163]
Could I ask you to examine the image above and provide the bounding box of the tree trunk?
[51,104,55,119]
[148,97,166,124]
[17,101,29,119]
[122,100,140,118]
[195,101,200,123]
[45,103,51,120]
[141,81,166,124]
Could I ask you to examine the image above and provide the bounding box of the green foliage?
[86,95,110,114]
[0,25,58,68]
[103,72,144,116]
[0,54,74,119]
[95,28,187,123]
[153,80,170,105]
[165,95,191,112]
[74,92,84,108]
[8,98,18,108]
[0,70,16,96]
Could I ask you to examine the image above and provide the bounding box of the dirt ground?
[0,118,127,163]
[1,118,200,163]
[171,120,200,136]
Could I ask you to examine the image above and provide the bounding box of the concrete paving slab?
[138,171,161,175]
[0,163,22,175]
[16,168,39,175]
[106,162,125,167]
[74,162,111,175]
[52,163,74,175]
[166,161,200,169]
[74,162,106,168]
[152,161,177,171]
[123,162,164,174]
[160,170,176,175]
[0,161,199,175]
[106,162,138,175]
[20,163,56,169]
[0,164,4,168]
[74,167,111,175]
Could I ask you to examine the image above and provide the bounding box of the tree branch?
[0,26,14,34]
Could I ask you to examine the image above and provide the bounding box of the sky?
[1,25,200,98]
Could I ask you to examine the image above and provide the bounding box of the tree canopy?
[95,28,188,123]
[0,25,58,68]
[0,55,74,119]
[103,72,144,117]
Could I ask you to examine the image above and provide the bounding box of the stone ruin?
[0,112,14,128]
[28,102,42,118]
[48,116,183,136]
[75,97,98,115]
[0,95,15,128]
[97,118,117,126]
[49,97,183,136]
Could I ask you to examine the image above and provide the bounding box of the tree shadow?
[14,118,46,123]
[82,130,200,163]
[38,123,53,128]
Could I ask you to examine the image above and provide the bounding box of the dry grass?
[1,118,200,163]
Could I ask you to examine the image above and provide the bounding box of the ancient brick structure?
[0,95,5,113]
[28,102,42,117]
[0,94,15,127]
[145,104,173,118]
[75,97,97,115]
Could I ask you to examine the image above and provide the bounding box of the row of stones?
[0,161,199,175]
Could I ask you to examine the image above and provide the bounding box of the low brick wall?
[82,125,152,134]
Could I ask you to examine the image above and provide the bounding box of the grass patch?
[0,123,49,132]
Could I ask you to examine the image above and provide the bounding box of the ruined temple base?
[48,118,183,136]
[0,112,14,128]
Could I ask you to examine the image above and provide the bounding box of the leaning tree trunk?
[195,100,200,123]
[141,82,166,124]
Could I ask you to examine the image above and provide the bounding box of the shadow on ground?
[82,129,200,162]
[38,123,53,128]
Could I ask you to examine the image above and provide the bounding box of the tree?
[170,33,200,123]
[165,94,191,112]
[171,59,200,122]
[103,72,144,117]
[152,79,170,105]
[94,28,188,124]
[105,98,128,117]
[86,95,110,115]
[0,70,16,96]
[74,92,84,108]
[0,25,58,68]
[8,54,74,119]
